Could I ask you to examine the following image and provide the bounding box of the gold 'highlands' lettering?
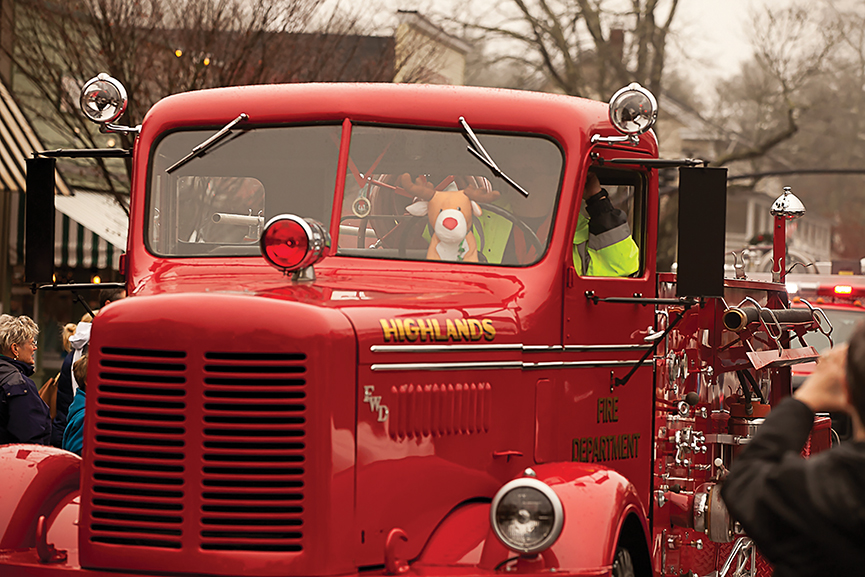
[572,433,641,463]
[379,318,496,343]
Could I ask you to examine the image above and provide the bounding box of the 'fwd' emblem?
[363,386,389,422]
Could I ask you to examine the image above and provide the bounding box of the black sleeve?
[720,397,840,570]
[55,354,75,419]
[51,355,75,447]
[585,189,627,235]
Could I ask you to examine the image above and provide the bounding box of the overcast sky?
[671,0,796,83]
[354,0,799,92]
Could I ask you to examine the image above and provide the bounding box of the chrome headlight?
[490,477,564,554]
[608,82,657,136]
[79,73,128,124]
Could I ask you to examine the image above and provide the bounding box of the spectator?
[62,354,88,456]
[49,323,78,447]
[0,314,51,445]
[51,288,125,446]
[98,287,127,309]
[721,329,865,576]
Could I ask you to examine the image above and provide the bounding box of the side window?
[573,167,645,277]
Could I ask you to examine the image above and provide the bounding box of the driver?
[573,172,639,276]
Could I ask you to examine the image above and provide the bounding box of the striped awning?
[7,190,127,270]
[0,78,70,195]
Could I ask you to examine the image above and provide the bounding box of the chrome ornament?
[770,186,806,220]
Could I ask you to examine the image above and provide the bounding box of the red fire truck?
[1,78,832,577]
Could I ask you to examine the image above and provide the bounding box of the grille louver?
[201,351,307,552]
[91,348,187,549]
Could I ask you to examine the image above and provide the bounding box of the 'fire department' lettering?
[572,433,641,463]
[379,317,496,342]
[597,396,619,423]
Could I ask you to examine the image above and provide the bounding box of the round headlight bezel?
[79,73,128,124]
[490,477,564,555]
[608,82,658,136]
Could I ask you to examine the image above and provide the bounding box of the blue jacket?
[62,389,86,456]
[0,356,52,445]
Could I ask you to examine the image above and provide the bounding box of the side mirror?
[676,167,727,298]
[24,157,56,283]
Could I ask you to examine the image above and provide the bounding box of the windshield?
[148,123,563,265]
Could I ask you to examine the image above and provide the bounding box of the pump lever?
[731,251,746,279]
[787,261,814,275]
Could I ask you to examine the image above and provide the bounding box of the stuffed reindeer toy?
[399,174,500,262]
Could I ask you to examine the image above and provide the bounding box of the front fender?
[418,462,648,574]
[527,462,648,570]
[0,444,80,550]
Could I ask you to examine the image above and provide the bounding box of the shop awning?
[54,191,127,269]
[0,80,70,195]
[6,190,127,270]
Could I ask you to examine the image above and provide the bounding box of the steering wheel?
[478,203,544,260]
[395,204,543,262]
[397,216,428,258]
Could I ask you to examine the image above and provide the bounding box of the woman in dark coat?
[0,314,51,445]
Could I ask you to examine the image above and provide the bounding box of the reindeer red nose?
[443,217,458,230]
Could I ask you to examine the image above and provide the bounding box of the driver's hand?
[584,173,602,198]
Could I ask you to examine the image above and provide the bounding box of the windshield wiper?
[459,116,529,197]
[166,113,249,174]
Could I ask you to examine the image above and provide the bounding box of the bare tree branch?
[4,0,398,200]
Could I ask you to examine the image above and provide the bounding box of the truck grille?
[89,348,307,553]
[91,347,187,549]
[201,352,306,552]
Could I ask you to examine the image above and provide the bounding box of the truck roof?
[139,82,658,155]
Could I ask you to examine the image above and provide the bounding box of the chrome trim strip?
[564,344,652,352]
[371,361,524,371]
[371,344,523,353]
[370,343,648,353]
[370,359,653,372]
[523,345,564,352]
[524,360,653,369]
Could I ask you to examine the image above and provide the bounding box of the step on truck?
[1,77,833,577]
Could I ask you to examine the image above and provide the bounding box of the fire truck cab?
[0,79,831,577]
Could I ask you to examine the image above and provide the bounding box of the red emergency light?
[815,283,865,302]
[260,214,329,273]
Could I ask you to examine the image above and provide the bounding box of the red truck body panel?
[0,82,828,577]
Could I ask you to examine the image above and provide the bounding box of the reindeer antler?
[464,184,501,203]
[398,173,436,201]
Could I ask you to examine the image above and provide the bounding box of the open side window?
[572,166,647,277]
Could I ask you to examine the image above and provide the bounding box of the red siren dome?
[260,214,329,272]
